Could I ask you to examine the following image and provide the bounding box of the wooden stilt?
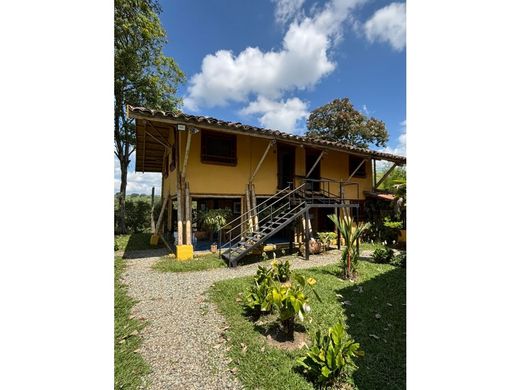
[304,208,310,260]
[177,182,184,246]
[250,183,259,231]
[151,187,156,234]
[185,182,192,246]
[245,184,252,233]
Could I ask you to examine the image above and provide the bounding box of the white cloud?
[364,2,406,51]
[272,0,305,25]
[184,0,367,134]
[240,96,309,133]
[114,156,162,195]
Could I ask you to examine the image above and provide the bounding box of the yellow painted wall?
[163,127,373,200]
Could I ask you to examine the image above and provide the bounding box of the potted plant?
[197,208,232,252]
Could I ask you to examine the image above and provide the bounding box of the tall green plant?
[297,322,364,386]
[198,208,232,241]
[328,213,370,279]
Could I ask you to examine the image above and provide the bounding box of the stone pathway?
[122,251,343,389]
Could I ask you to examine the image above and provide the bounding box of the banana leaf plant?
[328,213,371,280]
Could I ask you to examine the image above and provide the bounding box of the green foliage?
[391,252,406,268]
[382,219,403,244]
[197,208,232,241]
[210,260,406,389]
[244,266,274,317]
[297,322,364,386]
[306,98,389,148]
[114,196,161,234]
[244,259,292,317]
[317,232,337,249]
[271,258,291,282]
[115,257,149,388]
[378,166,406,191]
[372,247,395,264]
[267,274,321,336]
[328,213,371,279]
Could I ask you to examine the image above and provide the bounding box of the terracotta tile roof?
[364,191,396,201]
[127,105,406,164]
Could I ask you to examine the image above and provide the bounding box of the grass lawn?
[114,257,149,389]
[210,260,405,389]
[115,233,163,252]
[153,252,227,273]
[359,241,386,252]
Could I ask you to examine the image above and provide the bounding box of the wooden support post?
[155,196,169,234]
[346,158,368,182]
[177,182,184,246]
[304,208,310,260]
[151,187,156,234]
[245,184,252,233]
[167,196,172,234]
[305,150,325,178]
[372,159,377,191]
[375,162,397,189]
[250,183,259,231]
[185,182,192,246]
[181,129,193,179]
[250,140,275,182]
[336,207,341,250]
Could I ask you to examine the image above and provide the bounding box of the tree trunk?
[118,159,128,234]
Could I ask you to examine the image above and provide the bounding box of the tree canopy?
[114,0,185,233]
[306,98,389,149]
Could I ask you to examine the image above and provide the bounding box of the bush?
[271,259,291,282]
[244,266,274,317]
[297,322,364,386]
[317,232,337,249]
[372,247,394,264]
[391,252,406,268]
[382,220,403,244]
[267,274,320,337]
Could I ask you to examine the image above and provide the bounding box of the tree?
[306,98,389,148]
[114,0,185,233]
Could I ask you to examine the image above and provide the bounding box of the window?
[349,155,366,177]
[201,130,237,165]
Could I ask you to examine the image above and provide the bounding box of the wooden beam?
[249,140,275,183]
[185,182,192,246]
[372,159,377,190]
[306,150,325,178]
[142,122,146,173]
[143,128,169,149]
[375,162,397,189]
[181,129,194,179]
[346,158,368,182]
[155,195,169,233]
[145,120,170,147]
[151,187,156,233]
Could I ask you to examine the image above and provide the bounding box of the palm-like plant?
[328,213,371,279]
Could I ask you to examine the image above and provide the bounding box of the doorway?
[277,144,295,189]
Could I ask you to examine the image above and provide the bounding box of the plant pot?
[210,243,218,253]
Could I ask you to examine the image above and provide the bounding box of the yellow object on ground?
[150,234,160,246]
[176,245,194,261]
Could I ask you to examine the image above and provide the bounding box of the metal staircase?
[218,178,357,267]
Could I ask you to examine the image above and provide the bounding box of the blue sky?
[116,0,406,194]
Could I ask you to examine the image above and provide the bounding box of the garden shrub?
[391,252,406,268]
[317,232,337,249]
[244,265,274,317]
[267,274,320,337]
[297,322,364,387]
[382,219,403,244]
[271,259,291,282]
[372,247,394,264]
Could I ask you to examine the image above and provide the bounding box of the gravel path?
[122,250,344,390]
